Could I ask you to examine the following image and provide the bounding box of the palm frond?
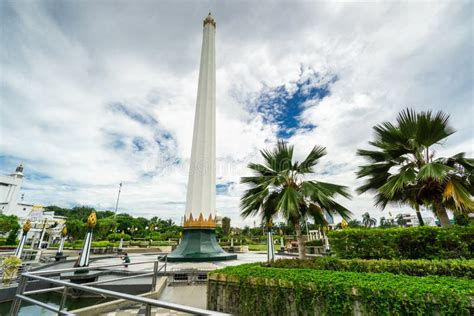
[417,162,453,182]
[379,167,416,199]
[261,140,295,173]
[297,145,326,174]
[415,110,455,147]
[277,186,300,221]
[443,178,474,212]
[307,203,327,226]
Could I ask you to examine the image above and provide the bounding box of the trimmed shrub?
[210,264,474,315]
[107,233,131,241]
[265,257,474,278]
[328,226,474,259]
[305,239,324,246]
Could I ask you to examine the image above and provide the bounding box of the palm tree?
[361,212,376,228]
[347,219,362,228]
[240,141,352,259]
[357,109,473,227]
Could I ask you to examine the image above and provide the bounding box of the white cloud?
[1,1,472,227]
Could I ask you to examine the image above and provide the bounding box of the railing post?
[145,303,151,316]
[165,255,167,272]
[9,274,28,315]
[151,261,158,291]
[58,286,69,312]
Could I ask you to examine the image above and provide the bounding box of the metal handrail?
[10,255,228,316]
[27,255,167,275]
[15,294,74,316]
[23,273,228,315]
[23,256,168,295]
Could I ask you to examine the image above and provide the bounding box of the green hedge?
[211,264,474,315]
[328,226,474,259]
[265,257,474,278]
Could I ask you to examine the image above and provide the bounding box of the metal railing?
[10,254,228,316]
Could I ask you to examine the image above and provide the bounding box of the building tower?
[0,163,24,215]
[168,13,236,261]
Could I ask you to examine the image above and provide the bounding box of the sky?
[1,1,473,227]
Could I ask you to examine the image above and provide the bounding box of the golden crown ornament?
[87,211,97,229]
[23,220,32,233]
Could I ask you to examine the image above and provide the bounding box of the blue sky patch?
[253,70,336,138]
[216,182,234,195]
[109,102,157,126]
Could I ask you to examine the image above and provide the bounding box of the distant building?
[400,213,436,227]
[401,214,418,227]
[18,206,67,248]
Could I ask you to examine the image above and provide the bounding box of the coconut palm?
[357,109,473,226]
[240,141,352,259]
[361,212,376,228]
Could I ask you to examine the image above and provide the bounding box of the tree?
[361,212,376,228]
[347,219,362,228]
[221,217,231,235]
[95,217,117,240]
[379,216,396,228]
[357,109,473,227]
[240,141,352,259]
[65,219,86,241]
[395,214,408,227]
[0,214,20,245]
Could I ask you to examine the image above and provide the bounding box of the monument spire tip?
[203,12,216,27]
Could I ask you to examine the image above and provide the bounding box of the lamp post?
[267,219,275,263]
[118,230,124,254]
[37,218,48,250]
[76,211,97,269]
[57,226,67,256]
[114,183,122,218]
[230,231,234,253]
[15,220,31,258]
[279,229,285,253]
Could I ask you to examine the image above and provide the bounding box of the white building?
[0,164,66,247]
[0,163,25,216]
[400,213,437,227]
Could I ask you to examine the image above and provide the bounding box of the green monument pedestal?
[167,229,237,262]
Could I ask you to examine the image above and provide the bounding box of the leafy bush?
[91,241,116,248]
[305,239,324,246]
[210,264,474,315]
[1,256,22,286]
[265,257,474,278]
[107,233,131,241]
[328,226,474,259]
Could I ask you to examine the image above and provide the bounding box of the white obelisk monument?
[168,13,235,261]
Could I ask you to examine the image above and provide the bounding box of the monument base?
[167,228,237,262]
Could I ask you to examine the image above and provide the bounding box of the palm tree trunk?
[434,199,450,227]
[294,222,306,259]
[415,205,424,226]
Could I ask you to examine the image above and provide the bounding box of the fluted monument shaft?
[184,14,216,229]
[168,14,236,262]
